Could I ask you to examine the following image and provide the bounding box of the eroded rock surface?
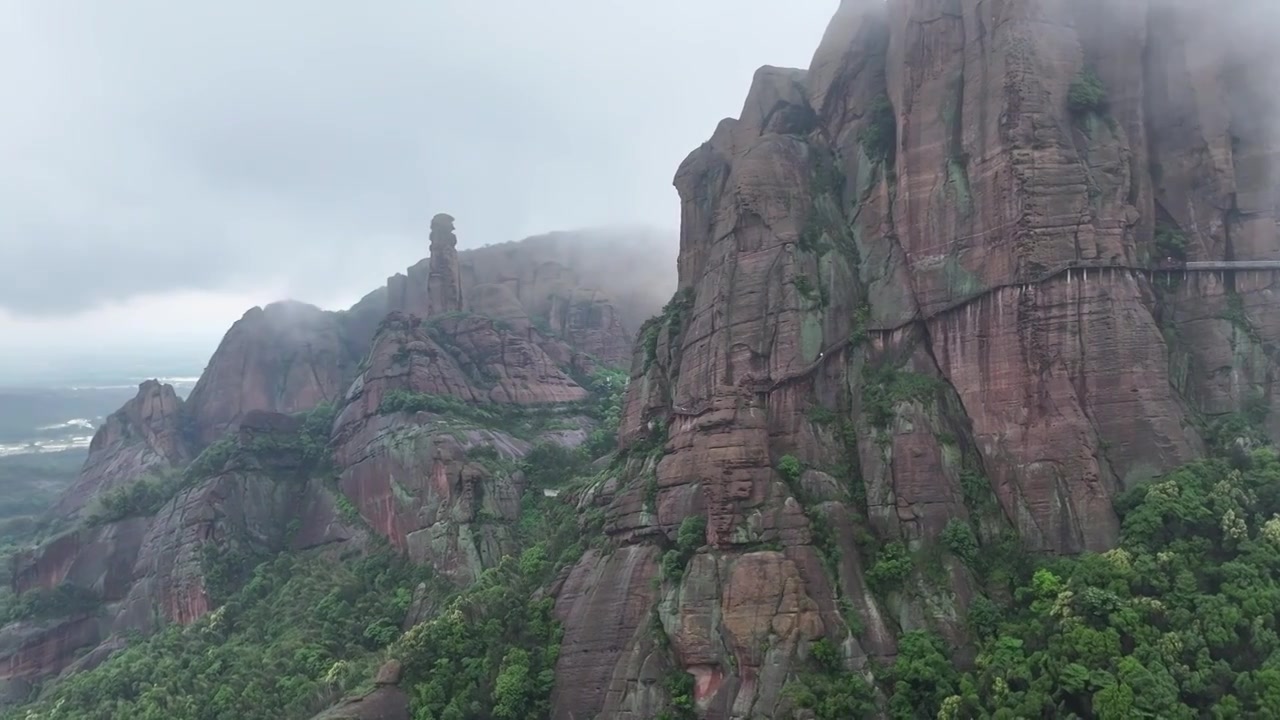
[552,1,1280,717]
[426,213,463,317]
[52,381,190,519]
[184,302,362,447]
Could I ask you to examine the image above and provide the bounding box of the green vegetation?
[905,448,1280,718]
[641,288,695,371]
[379,389,595,442]
[87,403,339,528]
[0,583,101,625]
[396,472,586,720]
[786,636,876,718]
[940,518,979,565]
[859,95,897,163]
[660,515,707,582]
[862,366,943,429]
[582,368,628,458]
[1155,224,1189,260]
[9,551,426,720]
[1068,68,1108,116]
[395,549,561,720]
[867,540,914,592]
[777,454,803,484]
[85,470,184,526]
[657,671,697,720]
[776,455,842,576]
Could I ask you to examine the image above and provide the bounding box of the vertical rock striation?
[552,0,1280,717]
[425,213,464,318]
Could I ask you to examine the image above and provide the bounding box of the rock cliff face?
[425,214,463,317]
[7,217,647,705]
[183,301,366,447]
[4,411,366,702]
[391,227,672,367]
[550,1,1280,717]
[331,310,591,583]
[52,381,191,519]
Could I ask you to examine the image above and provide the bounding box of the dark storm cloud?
[0,1,837,316]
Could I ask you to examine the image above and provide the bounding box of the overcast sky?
[0,1,836,383]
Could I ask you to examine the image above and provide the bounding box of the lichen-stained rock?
[185,301,360,446]
[659,551,826,718]
[924,271,1198,553]
[11,517,149,599]
[332,311,592,583]
[555,0,1280,715]
[3,413,366,694]
[550,546,661,720]
[113,415,364,635]
[429,314,589,405]
[0,615,102,707]
[333,413,528,584]
[308,686,410,720]
[545,287,632,367]
[52,381,190,520]
[392,225,671,369]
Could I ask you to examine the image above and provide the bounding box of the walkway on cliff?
[867,258,1280,334]
[667,259,1280,414]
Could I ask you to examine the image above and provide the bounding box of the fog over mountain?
[0,1,837,381]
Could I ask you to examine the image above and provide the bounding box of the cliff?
[11,1,1280,717]
[548,0,1280,717]
[2,220,652,703]
[51,380,190,519]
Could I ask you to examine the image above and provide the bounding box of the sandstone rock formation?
[330,310,592,583]
[310,660,409,720]
[52,381,190,519]
[390,226,672,367]
[183,301,364,447]
[549,1,1280,717]
[5,412,367,698]
[425,213,463,317]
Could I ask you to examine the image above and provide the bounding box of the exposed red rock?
[0,616,101,706]
[331,310,592,583]
[425,213,463,317]
[184,301,361,447]
[52,381,190,519]
[392,226,672,368]
[552,0,1280,716]
[4,413,367,695]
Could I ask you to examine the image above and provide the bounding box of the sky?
[0,1,838,384]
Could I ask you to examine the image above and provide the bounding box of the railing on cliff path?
[665,259,1280,416]
[866,258,1280,334]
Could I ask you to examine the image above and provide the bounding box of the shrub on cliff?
[859,95,897,163]
[1068,68,1108,115]
[84,469,184,526]
[0,582,101,625]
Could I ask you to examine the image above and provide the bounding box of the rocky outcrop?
[0,615,102,706]
[184,302,363,447]
[391,226,672,368]
[309,662,409,720]
[2,412,367,698]
[52,381,190,519]
[551,1,1280,717]
[331,312,592,583]
[425,213,463,317]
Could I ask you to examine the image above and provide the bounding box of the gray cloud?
[0,1,837,316]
